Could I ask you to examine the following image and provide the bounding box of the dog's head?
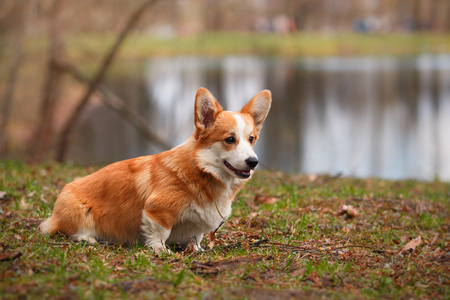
[194,88,271,181]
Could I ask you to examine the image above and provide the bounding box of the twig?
[187,238,269,257]
[46,241,71,246]
[272,243,386,254]
[56,0,160,161]
[54,60,171,150]
[46,240,117,246]
[0,252,22,262]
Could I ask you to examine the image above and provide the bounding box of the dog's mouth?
[224,161,251,179]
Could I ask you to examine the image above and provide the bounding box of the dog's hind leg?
[72,209,98,244]
[41,189,98,244]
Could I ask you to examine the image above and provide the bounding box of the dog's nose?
[246,157,259,169]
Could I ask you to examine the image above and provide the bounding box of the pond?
[70,55,450,181]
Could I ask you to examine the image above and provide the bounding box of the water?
[70,55,450,181]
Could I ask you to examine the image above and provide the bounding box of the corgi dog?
[40,88,271,253]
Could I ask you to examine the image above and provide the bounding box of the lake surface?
[70,55,450,181]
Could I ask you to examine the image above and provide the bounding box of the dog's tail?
[39,216,59,235]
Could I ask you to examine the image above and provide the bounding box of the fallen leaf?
[290,267,306,277]
[40,194,48,203]
[432,247,444,258]
[399,236,422,254]
[430,233,439,245]
[308,271,321,285]
[392,239,401,245]
[415,199,427,214]
[248,212,258,218]
[400,235,410,243]
[19,198,30,210]
[182,243,196,255]
[254,194,278,205]
[207,231,216,250]
[336,204,359,218]
[0,191,6,199]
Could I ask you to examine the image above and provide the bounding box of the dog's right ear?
[194,88,223,133]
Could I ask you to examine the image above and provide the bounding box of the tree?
[55,0,159,162]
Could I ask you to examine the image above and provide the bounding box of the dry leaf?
[399,236,422,254]
[432,247,444,258]
[0,191,6,200]
[291,267,306,277]
[308,271,321,285]
[415,199,427,214]
[336,204,359,218]
[19,198,30,210]
[430,233,439,245]
[342,227,351,233]
[392,239,401,245]
[254,194,278,205]
[248,212,258,218]
[182,243,196,255]
[207,231,216,250]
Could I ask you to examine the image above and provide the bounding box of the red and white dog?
[40,88,271,253]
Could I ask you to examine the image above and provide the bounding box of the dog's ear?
[241,90,272,131]
[194,88,223,133]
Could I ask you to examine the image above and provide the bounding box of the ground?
[0,161,449,299]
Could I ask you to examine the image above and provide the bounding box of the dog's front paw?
[193,244,204,252]
[148,242,172,256]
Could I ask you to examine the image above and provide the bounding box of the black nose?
[246,157,259,169]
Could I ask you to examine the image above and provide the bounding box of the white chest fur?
[166,192,232,248]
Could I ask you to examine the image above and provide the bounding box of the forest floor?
[1,160,449,299]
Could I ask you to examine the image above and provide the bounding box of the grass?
[1,160,449,299]
[15,32,450,66]
[74,32,450,58]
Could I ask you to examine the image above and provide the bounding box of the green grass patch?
[19,32,450,64]
[1,160,449,299]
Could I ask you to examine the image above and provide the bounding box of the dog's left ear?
[241,90,272,131]
[194,88,223,133]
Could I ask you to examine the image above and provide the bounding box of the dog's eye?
[249,136,255,144]
[225,137,236,144]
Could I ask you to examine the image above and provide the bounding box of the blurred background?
[1,0,449,181]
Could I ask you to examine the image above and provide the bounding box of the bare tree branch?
[54,60,171,151]
[55,0,159,162]
[28,0,64,162]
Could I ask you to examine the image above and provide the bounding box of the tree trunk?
[28,0,64,162]
[0,2,28,157]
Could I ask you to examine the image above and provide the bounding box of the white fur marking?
[73,213,98,244]
[196,112,258,181]
[141,211,172,254]
[230,114,258,169]
[167,194,232,250]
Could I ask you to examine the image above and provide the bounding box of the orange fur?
[41,88,271,252]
